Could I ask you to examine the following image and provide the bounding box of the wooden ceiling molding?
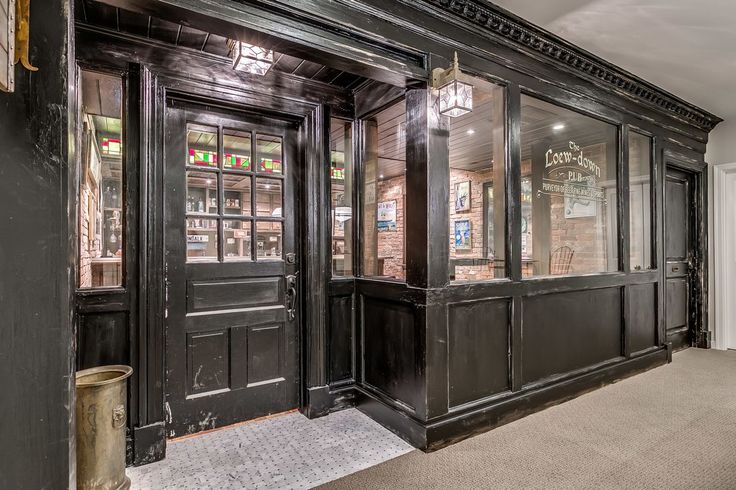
[408,0,722,133]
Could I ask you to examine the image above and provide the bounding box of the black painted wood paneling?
[629,283,657,353]
[362,296,421,411]
[78,312,131,369]
[522,288,623,385]
[186,329,229,396]
[448,299,511,408]
[0,0,74,486]
[187,277,281,312]
[328,294,354,385]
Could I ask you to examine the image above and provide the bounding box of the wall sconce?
[432,52,473,118]
[227,40,274,75]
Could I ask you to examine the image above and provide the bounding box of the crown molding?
[412,0,722,133]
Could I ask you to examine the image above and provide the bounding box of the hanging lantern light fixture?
[228,39,274,76]
[432,52,473,118]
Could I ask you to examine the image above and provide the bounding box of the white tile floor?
[127,409,414,489]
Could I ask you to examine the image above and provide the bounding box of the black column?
[0,0,74,487]
[405,85,450,289]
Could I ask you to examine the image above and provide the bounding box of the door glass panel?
[223,129,252,171]
[187,125,218,168]
[257,134,283,174]
[186,171,218,214]
[187,218,218,261]
[78,70,124,288]
[223,174,252,216]
[223,219,252,261]
[256,221,282,259]
[256,178,283,217]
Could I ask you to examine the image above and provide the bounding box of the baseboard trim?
[301,384,357,419]
[356,348,668,451]
[132,422,166,466]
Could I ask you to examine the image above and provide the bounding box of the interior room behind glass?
[448,78,506,282]
[362,99,407,281]
[330,118,353,277]
[520,95,618,277]
[79,70,124,288]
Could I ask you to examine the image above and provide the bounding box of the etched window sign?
[0,0,15,93]
[539,140,607,219]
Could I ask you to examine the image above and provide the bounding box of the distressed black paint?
[0,0,74,487]
[63,0,718,468]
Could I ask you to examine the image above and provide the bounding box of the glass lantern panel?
[439,80,473,118]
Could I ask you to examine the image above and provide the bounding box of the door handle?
[286,272,299,321]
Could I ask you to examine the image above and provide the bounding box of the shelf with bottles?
[186,186,218,214]
[224,190,248,214]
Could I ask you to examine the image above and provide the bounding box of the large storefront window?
[448,79,506,282]
[520,95,618,277]
[629,131,653,271]
[331,118,353,277]
[362,99,406,281]
[79,70,124,288]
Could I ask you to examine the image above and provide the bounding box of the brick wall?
[376,175,405,280]
[449,168,496,281]
[79,176,98,288]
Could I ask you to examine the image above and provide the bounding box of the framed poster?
[377,200,397,232]
[564,192,596,218]
[454,219,472,250]
[454,181,471,212]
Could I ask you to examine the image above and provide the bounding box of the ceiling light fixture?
[433,52,473,118]
[379,174,384,179]
[227,40,274,75]
[467,129,475,135]
[553,123,565,131]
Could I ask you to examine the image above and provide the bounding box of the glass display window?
[78,70,124,288]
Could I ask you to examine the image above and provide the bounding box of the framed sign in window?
[0,0,15,93]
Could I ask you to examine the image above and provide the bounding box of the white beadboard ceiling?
[490,0,736,121]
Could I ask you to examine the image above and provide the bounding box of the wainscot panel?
[522,287,623,385]
[77,311,130,370]
[328,294,354,385]
[629,283,658,353]
[362,295,421,412]
[448,299,511,408]
[187,277,282,312]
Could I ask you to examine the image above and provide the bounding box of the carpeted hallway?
[322,348,736,489]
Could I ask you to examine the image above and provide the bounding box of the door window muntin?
[185,120,286,263]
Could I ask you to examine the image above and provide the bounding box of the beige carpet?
[322,349,736,489]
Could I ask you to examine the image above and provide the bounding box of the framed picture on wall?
[454,219,472,250]
[564,194,596,218]
[377,200,397,232]
[454,181,471,212]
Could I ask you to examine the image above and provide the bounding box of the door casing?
[663,153,708,350]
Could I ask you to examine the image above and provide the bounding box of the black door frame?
[663,151,709,350]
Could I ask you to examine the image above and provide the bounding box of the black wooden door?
[664,167,696,351]
[164,102,300,438]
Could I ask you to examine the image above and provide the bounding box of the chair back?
[550,246,574,275]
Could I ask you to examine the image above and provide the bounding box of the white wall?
[706,119,736,350]
[706,119,736,166]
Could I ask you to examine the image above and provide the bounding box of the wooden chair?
[550,246,574,275]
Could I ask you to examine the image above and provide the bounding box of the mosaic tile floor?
[127,408,414,489]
